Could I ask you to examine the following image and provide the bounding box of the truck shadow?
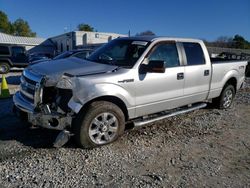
[0,116,58,148]
[0,118,78,149]
[0,98,76,149]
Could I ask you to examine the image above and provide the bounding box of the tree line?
[0,11,36,37]
[1,10,250,49]
[134,31,250,50]
[205,35,250,50]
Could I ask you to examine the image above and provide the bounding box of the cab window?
[148,43,180,68]
[183,42,205,65]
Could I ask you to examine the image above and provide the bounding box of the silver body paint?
[13,37,247,130]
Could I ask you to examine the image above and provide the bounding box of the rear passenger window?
[183,42,205,65]
[148,43,180,68]
[0,46,10,55]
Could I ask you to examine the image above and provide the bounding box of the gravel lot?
[0,74,249,187]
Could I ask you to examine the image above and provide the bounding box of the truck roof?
[118,36,203,43]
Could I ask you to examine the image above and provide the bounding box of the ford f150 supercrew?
[13,36,247,148]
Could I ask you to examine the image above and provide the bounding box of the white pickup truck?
[13,36,247,148]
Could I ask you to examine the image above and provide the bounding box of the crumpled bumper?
[13,91,35,114]
[13,91,72,130]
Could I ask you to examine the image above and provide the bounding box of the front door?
[135,42,185,117]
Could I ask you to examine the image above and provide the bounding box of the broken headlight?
[56,75,74,89]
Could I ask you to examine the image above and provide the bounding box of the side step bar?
[133,103,207,127]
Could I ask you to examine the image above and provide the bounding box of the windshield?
[87,39,150,68]
[54,51,75,60]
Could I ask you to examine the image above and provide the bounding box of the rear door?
[182,42,211,103]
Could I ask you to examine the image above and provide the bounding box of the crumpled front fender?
[67,76,135,117]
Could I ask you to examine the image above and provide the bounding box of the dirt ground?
[0,72,249,187]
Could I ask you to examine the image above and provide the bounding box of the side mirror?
[140,60,165,73]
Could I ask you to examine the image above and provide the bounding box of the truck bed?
[208,60,247,99]
[210,57,244,63]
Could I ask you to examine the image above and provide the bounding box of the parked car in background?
[29,53,52,62]
[29,49,95,65]
[0,45,52,74]
[0,45,29,73]
[54,49,93,60]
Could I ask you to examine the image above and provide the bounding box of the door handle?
[204,70,210,76]
[177,72,184,80]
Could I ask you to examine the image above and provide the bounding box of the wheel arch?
[212,77,237,109]
[223,77,237,92]
[78,95,129,121]
[0,59,11,73]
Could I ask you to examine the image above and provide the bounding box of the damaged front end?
[13,69,75,131]
[13,58,120,147]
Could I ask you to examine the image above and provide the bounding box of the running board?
[133,103,207,127]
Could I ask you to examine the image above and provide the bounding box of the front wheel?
[73,101,125,148]
[214,85,235,109]
[0,62,10,74]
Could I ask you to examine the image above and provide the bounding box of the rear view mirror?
[140,60,165,73]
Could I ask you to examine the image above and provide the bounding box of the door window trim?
[179,42,206,66]
[142,41,185,67]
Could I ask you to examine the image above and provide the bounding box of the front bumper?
[13,91,72,130]
[13,91,35,113]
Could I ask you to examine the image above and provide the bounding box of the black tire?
[213,85,235,109]
[246,64,250,77]
[0,62,10,74]
[73,101,125,148]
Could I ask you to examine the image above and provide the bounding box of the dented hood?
[29,57,117,86]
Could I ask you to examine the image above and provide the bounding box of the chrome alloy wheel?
[223,89,233,108]
[88,112,119,145]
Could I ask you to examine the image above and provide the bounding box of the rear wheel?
[0,62,10,74]
[214,85,235,109]
[73,101,125,148]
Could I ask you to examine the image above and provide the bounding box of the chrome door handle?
[204,70,209,76]
[177,73,184,80]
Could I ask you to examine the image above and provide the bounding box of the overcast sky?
[1,0,249,41]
